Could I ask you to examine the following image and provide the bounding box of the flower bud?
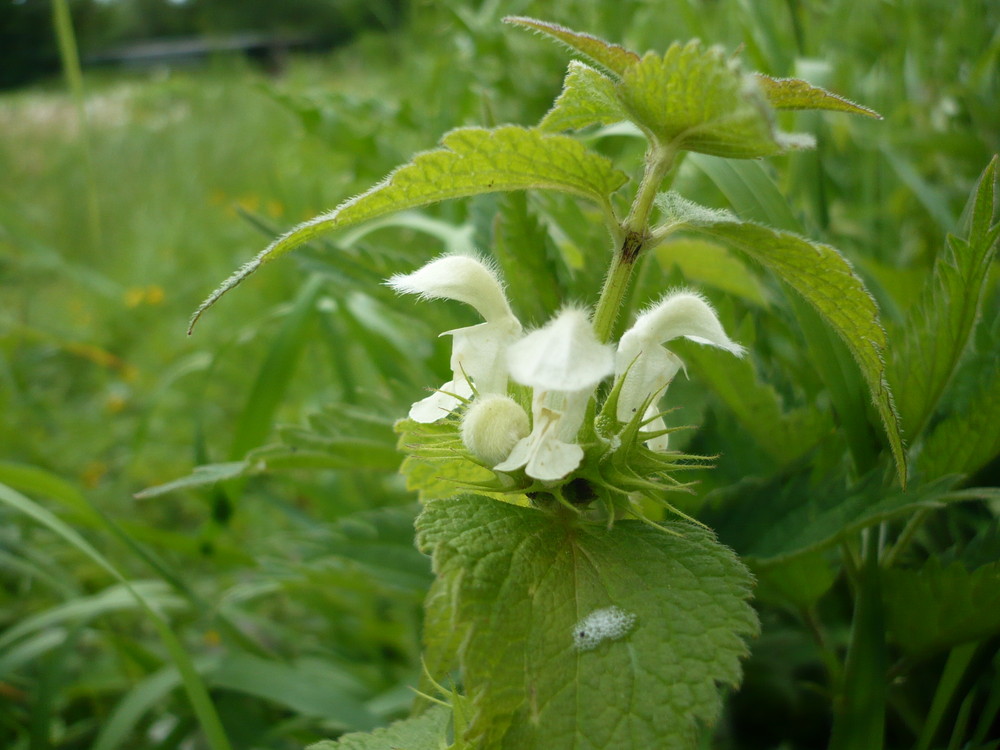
[460,394,530,467]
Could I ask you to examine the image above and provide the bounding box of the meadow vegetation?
[1,1,998,748]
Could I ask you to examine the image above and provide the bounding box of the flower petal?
[507,309,613,391]
[387,254,516,324]
[493,388,592,481]
[614,291,744,445]
[449,319,522,396]
[619,291,744,362]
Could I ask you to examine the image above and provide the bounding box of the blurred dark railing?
[83,32,328,73]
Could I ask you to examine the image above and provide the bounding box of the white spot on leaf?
[572,606,637,652]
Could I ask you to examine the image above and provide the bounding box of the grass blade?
[0,482,233,750]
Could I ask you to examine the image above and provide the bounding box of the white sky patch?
[572,606,637,652]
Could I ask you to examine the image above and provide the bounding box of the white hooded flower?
[494,309,613,481]
[388,255,522,423]
[615,291,744,450]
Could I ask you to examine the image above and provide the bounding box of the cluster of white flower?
[388,255,744,485]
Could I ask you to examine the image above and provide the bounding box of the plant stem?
[52,0,102,248]
[592,145,675,342]
[829,530,887,750]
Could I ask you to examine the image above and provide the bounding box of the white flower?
[388,255,522,423]
[495,310,613,481]
[615,291,744,450]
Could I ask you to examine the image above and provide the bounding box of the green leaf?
[417,497,758,749]
[133,462,253,499]
[0,483,232,750]
[539,61,628,133]
[918,361,1000,479]
[703,472,962,566]
[660,198,906,484]
[308,705,451,750]
[753,552,838,610]
[210,653,377,727]
[134,461,254,500]
[753,74,882,118]
[673,339,827,467]
[883,560,1000,657]
[395,419,520,504]
[889,158,999,440]
[502,16,640,76]
[655,238,770,306]
[189,126,628,331]
[491,192,563,325]
[618,43,812,157]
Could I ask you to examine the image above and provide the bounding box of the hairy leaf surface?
[308,705,450,750]
[417,496,758,749]
[754,74,882,118]
[503,16,640,76]
[658,195,905,483]
[618,43,811,157]
[539,61,628,133]
[889,157,999,440]
[190,127,627,330]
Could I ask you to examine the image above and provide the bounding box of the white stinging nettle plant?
[186,16,937,750]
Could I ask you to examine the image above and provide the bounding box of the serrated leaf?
[618,43,812,158]
[417,497,758,749]
[753,74,882,118]
[662,200,906,484]
[655,238,770,305]
[503,16,640,76]
[673,339,826,467]
[308,704,450,750]
[134,462,254,499]
[190,127,628,330]
[539,61,628,133]
[703,472,961,566]
[395,419,526,504]
[883,560,1000,657]
[889,158,999,440]
[491,192,563,325]
[918,361,1000,479]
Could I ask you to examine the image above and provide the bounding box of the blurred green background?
[1,0,997,748]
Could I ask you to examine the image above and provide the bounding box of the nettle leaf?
[539,61,628,133]
[883,560,1000,657]
[618,43,813,158]
[918,360,1000,480]
[703,472,962,566]
[889,157,999,440]
[656,238,770,306]
[658,194,906,484]
[417,496,758,750]
[491,192,563,325]
[308,704,450,750]
[190,126,628,331]
[753,74,882,118]
[673,339,827,468]
[503,16,640,76]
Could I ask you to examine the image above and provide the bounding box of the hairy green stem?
[592,145,676,342]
